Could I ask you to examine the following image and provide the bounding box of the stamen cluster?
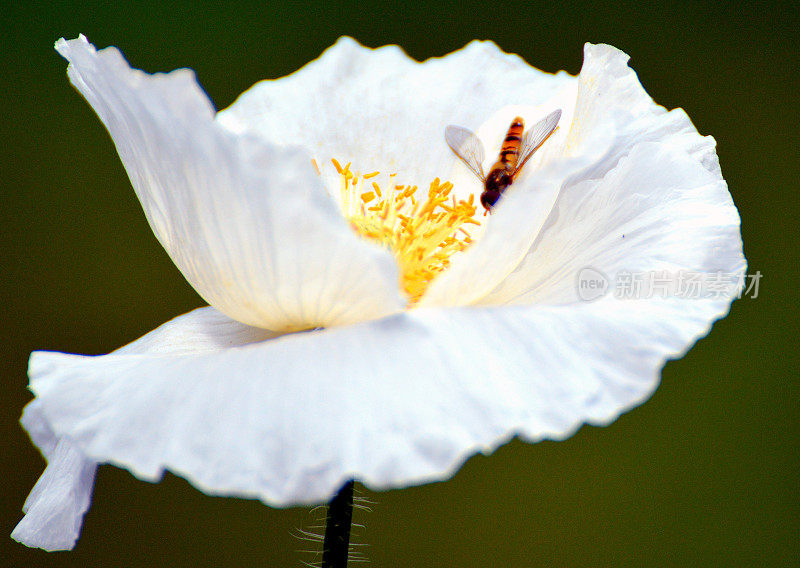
[330,158,480,303]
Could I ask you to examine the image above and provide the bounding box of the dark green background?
[2,1,797,567]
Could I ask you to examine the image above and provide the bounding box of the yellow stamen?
[335,159,480,304]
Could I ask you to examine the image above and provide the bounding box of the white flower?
[13,35,744,551]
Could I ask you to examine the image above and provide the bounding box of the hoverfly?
[445,109,562,212]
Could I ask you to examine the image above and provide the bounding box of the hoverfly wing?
[512,109,562,179]
[445,125,486,181]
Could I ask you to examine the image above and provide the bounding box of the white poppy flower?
[13,35,744,551]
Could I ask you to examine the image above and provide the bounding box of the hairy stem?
[321,480,355,568]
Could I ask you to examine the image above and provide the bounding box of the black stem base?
[321,480,355,568]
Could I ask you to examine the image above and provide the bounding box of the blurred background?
[2,1,797,567]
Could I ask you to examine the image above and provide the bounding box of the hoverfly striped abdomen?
[498,117,525,169]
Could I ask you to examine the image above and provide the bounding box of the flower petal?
[563,44,722,179]
[56,36,403,332]
[217,37,575,189]
[479,142,744,305]
[14,307,274,550]
[29,293,732,508]
[11,436,96,551]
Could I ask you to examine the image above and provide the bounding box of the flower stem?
[321,480,355,568]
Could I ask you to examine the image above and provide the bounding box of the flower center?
[328,158,481,304]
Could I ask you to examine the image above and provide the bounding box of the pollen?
[333,159,480,304]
